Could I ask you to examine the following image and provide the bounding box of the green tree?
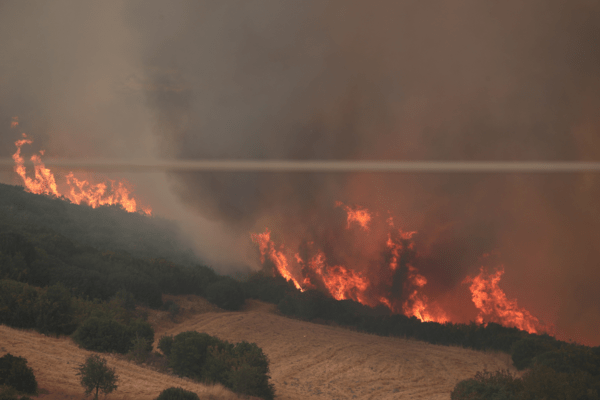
[76,355,118,400]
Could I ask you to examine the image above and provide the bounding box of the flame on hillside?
[252,202,449,323]
[12,128,151,215]
[464,266,554,334]
[252,202,552,333]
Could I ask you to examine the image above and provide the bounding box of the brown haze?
[1,1,600,346]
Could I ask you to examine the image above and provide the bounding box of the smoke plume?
[1,0,600,345]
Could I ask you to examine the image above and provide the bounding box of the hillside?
[0,324,247,400]
[0,183,198,265]
[149,295,519,400]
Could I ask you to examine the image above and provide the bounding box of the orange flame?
[10,116,19,128]
[252,202,448,323]
[12,132,151,215]
[464,266,551,334]
[335,201,372,230]
[251,229,303,291]
[13,134,60,197]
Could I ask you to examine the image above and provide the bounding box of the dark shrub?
[227,341,274,400]
[0,354,38,395]
[511,335,560,370]
[72,317,132,353]
[128,319,155,353]
[519,364,599,400]
[242,273,292,304]
[169,331,224,380]
[0,385,27,400]
[166,332,274,399]
[35,283,76,335]
[450,369,523,400]
[534,344,600,377]
[0,280,39,329]
[205,278,245,311]
[155,387,199,400]
[158,335,174,357]
[228,364,275,400]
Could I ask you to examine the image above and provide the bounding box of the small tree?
[76,355,118,400]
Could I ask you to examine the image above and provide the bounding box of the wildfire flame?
[251,201,449,323]
[12,132,151,215]
[335,200,372,230]
[252,201,553,331]
[464,266,553,334]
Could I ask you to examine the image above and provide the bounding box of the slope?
[0,324,247,400]
[151,296,520,400]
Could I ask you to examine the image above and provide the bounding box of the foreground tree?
[76,354,118,400]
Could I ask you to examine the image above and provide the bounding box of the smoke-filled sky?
[1,0,600,346]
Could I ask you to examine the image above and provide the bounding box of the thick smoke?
[1,1,600,345]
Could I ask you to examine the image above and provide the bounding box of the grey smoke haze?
[1,1,600,346]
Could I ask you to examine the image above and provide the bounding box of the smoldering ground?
[1,1,600,345]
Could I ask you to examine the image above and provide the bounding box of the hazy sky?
[1,0,599,346]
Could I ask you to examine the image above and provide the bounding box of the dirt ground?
[152,296,520,400]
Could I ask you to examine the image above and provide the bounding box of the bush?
[511,335,559,370]
[226,342,274,400]
[205,278,245,311]
[72,317,133,353]
[169,331,224,380]
[0,280,39,329]
[35,283,76,335]
[534,344,600,377]
[0,385,32,400]
[166,331,274,399]
[450,369,523,400]
[158,335,174,357]
[0,354,38,395]
[128,319,155,353]
[242,273,293,304]
[155,387,200,400]
[519,364,599,400]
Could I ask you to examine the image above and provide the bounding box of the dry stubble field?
[1,295,519,400]
[152,296,520,400]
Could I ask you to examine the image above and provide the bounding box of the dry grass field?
[151,295,521,400]
[0,324,245,400]
[0,295,521,400]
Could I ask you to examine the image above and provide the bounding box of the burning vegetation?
[252,201,552,334]
[11,120,151,215]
